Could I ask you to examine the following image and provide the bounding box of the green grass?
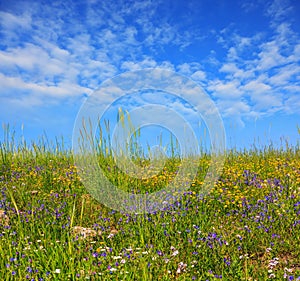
[0,125,299,280]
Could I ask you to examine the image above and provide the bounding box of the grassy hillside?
[0,133,299,280]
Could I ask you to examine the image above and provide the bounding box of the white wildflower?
[172,250,179,256]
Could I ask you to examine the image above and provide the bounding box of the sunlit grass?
[0,122,299,280]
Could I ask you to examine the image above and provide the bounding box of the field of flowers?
[0,133,299,280]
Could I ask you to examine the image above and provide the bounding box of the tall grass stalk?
[0,119,299,280]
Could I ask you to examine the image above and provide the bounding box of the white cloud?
[210,11,300,120]
[121,58,158,71]
[243,80,272,93]
[0,0,299,125]
[256,41,287,71]
[222,100,250,116]
[208,80,242,99]
[284,95,300,114]
[268,63,300,86]
[239,0,260,13]
[176,62,205,76]
[251,93,282,111]
[265,0,293,23]
[0,72,91,103]
[191,70,206,82]
[219,63,239,73]
[219,63,254,80]
[0,43,65,75]
[0,11,32,30]
[216,99,251,128]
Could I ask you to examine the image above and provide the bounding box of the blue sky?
[0,0,300,152]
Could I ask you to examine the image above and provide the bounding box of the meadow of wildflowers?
[0,127,299,280]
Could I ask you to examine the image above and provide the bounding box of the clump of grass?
[0,120,299,280]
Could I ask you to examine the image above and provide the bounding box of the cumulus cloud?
[208,80,243,99]
[0,0,299,135]
[207,7,300,122]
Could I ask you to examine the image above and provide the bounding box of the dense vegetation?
[0,128,299,280]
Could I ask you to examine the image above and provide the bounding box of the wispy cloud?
[240,0,294,24]
[0,0,299,146]
[202,5,300,124]
[265,0,294,23]
[0,0,200,111]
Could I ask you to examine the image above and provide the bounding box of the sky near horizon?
[0,0,300,152]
